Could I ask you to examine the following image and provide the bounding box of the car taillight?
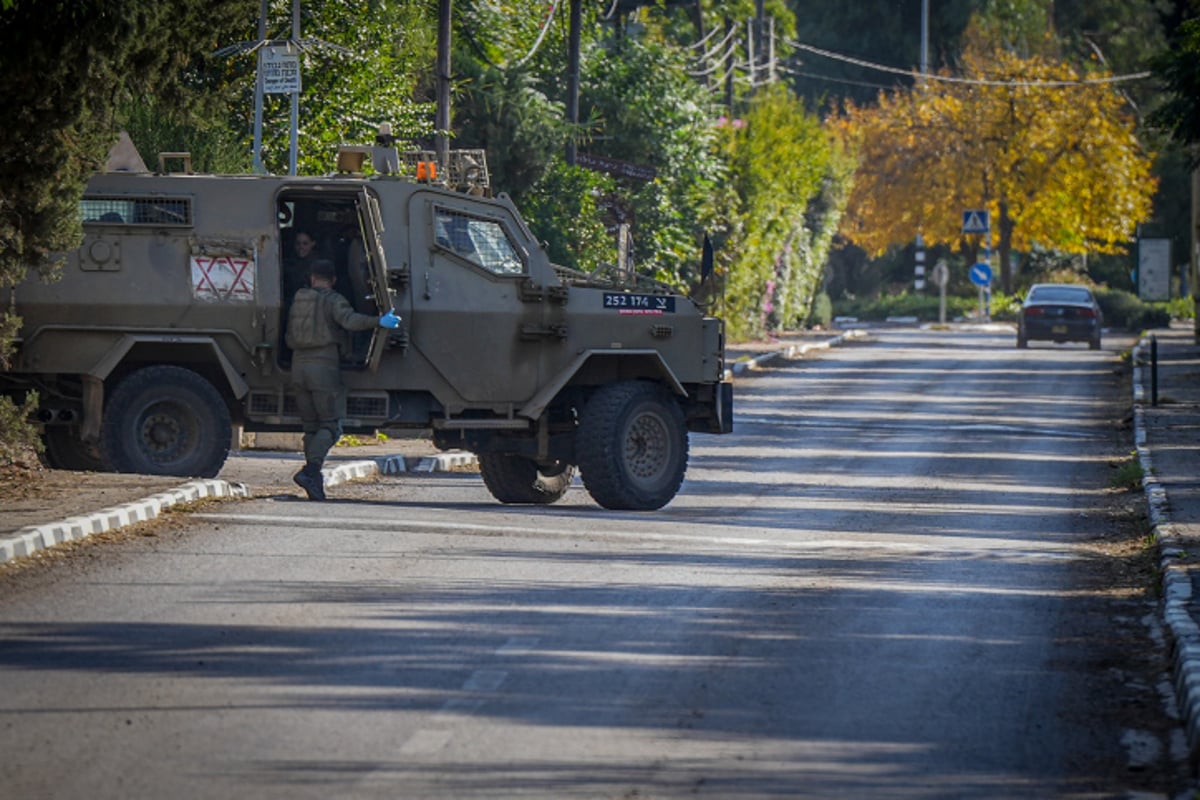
[1024,307,1045,316]
[1078,307,1097,318]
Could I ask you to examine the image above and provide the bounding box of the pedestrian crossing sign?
[962,210,990,234]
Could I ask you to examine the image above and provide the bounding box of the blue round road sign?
[968,263,993,286]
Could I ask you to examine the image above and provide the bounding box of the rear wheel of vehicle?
[478,453,575,504]
[41,426,109,472]
[576,381,689,511]
[100,366,231,478]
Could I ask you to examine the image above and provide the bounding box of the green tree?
[577,36,725,285]
[1151,13,1200,161]
[0,0,249,291]
[255,0,437,175]
[0,0,249,460]
[1149,2,1200,335]
[717,85,853,339]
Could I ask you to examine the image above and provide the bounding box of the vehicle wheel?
[478,454,575,504]
[576,381,689,511]
[41,426,109,472]
[100,365,232,478]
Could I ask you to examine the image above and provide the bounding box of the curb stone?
[0,479,250,564]
[724,329,868,380]
[1132,338,1200,761]
[0,452,480,566]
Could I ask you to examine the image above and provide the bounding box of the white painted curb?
[1132,338,1200,757]
[0,451,481,565]
[0,479,249,564]
[724,329,868,381]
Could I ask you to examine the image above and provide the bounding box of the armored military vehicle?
[0,142,732,510]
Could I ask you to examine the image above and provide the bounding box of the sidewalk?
[1133,323,1200,759]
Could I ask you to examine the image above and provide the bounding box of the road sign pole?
[914,233,926,292]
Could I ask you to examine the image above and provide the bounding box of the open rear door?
[356,189,396,372]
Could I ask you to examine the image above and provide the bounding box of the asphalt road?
[0,328,1190,799]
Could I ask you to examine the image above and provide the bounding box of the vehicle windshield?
[1028,286,1092,304]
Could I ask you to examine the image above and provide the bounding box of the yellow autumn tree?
[832,21,1156,294]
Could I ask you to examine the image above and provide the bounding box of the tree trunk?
[998,199,1015,295]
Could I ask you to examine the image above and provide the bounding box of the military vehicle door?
[406,192,539,403]
[356,189,396,372]
[276,188,392,370]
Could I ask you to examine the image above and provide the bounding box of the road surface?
[0,328,1189,798]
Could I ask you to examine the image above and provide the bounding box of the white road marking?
[496,636,540,655]
[462,669,508,692]
[193,511,1078,559]
[398,728,452,755]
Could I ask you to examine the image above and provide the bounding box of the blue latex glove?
[379,310,401,329]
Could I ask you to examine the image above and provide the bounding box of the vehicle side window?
[434,207,524,275]
[81,196,193,227]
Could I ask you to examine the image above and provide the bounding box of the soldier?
[285,258,400,500]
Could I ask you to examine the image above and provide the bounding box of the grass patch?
[1109,453,1145,491]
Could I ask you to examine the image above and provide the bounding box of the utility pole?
[435,0,451,171]
[288,0,300,175]
[914,0,929,290]
[753,0,764,89]
[250,0,267,173]
[921,0,929,79]
[723,15,734,113]
[566,0,581,166]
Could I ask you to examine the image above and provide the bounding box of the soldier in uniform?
[285,258,400,500]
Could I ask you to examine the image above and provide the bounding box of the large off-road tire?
[576,381,689,511]
[40,426,109,472]
[100,365,232,478]
[478,453,575,504]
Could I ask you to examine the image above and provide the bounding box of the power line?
[776,63,895,91]
[787,39,1152,88]
[512,0,562,68]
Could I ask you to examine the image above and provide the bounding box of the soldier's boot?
[293,460,326,501]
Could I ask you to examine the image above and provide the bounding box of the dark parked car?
[1017,283,1103,349]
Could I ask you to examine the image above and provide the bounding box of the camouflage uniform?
[285,285,380,497]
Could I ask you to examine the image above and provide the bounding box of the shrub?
[1095,289,1172,330]
[807,292,832,328]
[832,292,978,322]
[0,392,41,467]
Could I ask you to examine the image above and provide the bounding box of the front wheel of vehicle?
[576,381,689,511]
[478,454,575,504]
[100,366,232,478]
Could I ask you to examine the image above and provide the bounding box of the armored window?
[81,196,193,227]
[433,208,524,275]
